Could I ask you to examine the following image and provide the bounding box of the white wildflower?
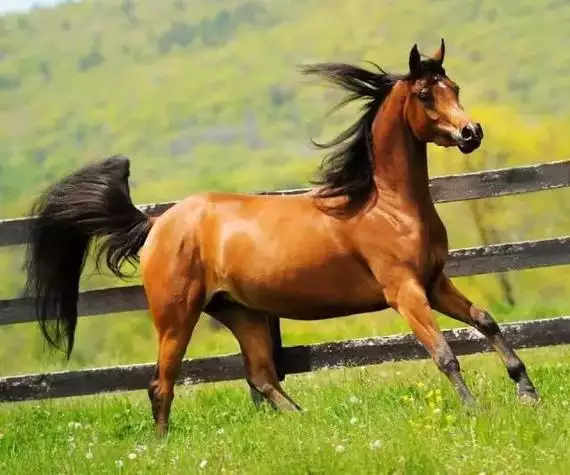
[350,417,358,425]
[135,444,147,453]
[127,453,137,460]
[369,440,382,450]
[349,395,360,404]
[115,460,124,468]
[216,428,225,435]
[335,444,345,453]
[199,459,208,469]
[85,450,93,460]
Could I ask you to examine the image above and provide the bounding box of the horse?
[24,39,538,435]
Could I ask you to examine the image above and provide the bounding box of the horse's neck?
[371,91,433,211]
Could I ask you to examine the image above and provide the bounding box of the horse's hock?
[0,159,569,402]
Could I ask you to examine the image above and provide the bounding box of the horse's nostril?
[461,126,474,141]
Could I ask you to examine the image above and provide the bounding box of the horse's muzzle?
[456,122,483,154]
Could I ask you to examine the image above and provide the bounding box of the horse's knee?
[470,307,500,335]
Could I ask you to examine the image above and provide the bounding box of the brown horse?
[24,39,538,435]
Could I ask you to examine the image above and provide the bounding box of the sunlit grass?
[0,346,569,474]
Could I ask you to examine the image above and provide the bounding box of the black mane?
[301,57,444,215]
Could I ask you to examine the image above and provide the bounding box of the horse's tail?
[24,155,152,358]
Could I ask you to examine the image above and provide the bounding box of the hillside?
[0,0,569,217]
[0,0,569,373]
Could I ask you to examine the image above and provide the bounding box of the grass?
[1,345,569,474]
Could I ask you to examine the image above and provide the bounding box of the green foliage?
[0,0,569,376]
[0,347,569,473]
[1,0,569,217]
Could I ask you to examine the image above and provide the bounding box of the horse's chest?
[390,216,448,274]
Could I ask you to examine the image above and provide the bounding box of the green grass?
[1,346,569,474]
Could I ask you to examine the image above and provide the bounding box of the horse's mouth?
[458,140,481,154]
[448,130,481,154]
[450,124,483,154]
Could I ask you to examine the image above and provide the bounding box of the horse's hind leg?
[250,316,286,406]
[147,293,203,436]
[269,317,286,382]
[209,304,301,412]
[429,273,538,402]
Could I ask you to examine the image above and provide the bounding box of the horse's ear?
[409,44,422,76]
[432,38,445,65]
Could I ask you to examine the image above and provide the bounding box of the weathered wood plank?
[446,236,570,277]
[0,285,147,326]
[428,159,570,203]
[1,316,568,402]
[2,160,569,247]
[1,236,568,326]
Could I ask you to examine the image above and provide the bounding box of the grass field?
[1,345,569,474]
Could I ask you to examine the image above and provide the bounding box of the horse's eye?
[418,88,430,101]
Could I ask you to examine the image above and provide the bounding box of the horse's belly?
[223,258,387,319]
[209,199,388,318]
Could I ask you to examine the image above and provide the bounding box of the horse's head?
[403,39,483,154]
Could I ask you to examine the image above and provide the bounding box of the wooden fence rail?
[1,316,569,402]
[1,236,569,326]
[0,158,569,403]
[1,159,569,247]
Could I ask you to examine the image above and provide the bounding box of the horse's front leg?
[429,273,538,402]
[384,273,476,405]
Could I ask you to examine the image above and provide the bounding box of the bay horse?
[24,39,538,435]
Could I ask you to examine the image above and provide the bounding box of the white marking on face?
[437,81,447,89]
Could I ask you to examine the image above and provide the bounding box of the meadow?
[1,346,569,474]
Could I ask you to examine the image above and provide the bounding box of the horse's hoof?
[461,392,477,408]
[518,390,539,406]
[156,423,169,438]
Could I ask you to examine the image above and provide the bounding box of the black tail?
[24,156,152,358]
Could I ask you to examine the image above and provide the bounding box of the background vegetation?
[0,0,569,376]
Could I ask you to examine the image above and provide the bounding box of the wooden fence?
[0,159,569,402]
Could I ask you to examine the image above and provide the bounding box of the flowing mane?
[301,58,445,215]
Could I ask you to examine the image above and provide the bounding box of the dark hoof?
[461,392,477,408]
[464,398,478,413]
